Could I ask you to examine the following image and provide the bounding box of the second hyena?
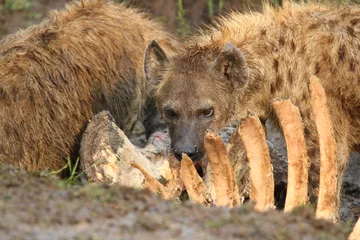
[0,0,180,172]
[144,2,360,204]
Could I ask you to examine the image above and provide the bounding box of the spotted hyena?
[0,0,180,172]
[144,2,360,203]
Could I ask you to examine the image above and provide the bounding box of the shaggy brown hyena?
[0,0,180,171]
[145,2,360,204]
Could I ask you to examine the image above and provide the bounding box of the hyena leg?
[334,132,350,210]
[303,123,321,203]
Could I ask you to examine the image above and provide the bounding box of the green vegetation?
[176,0,191,38]
[51,157,83,186]
[27,12,42,19]
[219,0,224,12]
[207,0,225,18]
[207,0,214,17]
[3,0,33,11]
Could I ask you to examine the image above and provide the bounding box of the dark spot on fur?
[321,53,331,65]
[308,23,320,30]
[260,29,267,36]
[273,59,279,72]
[279,36,285,46]
[3,123,11,137]
[270,83,276,94]
[0,87,7,101]
[341,13,347,19]
[328,20,338,28]
[338,45,346,62]
[351,18,360,26]
[350,60,356,72]
[347,26,356,38]
[275,75,283,89]
[290,41,296,52]
[287,69,293,84]
[299,46,306,55]
[326,35,334,45]
[315,62,321,75]
[41,31,57,47]
[3,123,21,138]
[301,93,309,103]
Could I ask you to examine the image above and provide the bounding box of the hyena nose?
[173,146,202,162]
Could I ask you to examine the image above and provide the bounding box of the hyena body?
[145,2,360,202]
[0,0,180,171]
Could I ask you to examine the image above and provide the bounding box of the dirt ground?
[0,165,352,240]
[0,0,360,239]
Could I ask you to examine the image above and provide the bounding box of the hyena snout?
[169,120,207,162]
[172,144,205,162]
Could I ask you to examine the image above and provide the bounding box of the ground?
[0,1,359,239]
[0,165,351,240]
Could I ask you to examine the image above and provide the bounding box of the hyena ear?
[144,40,169,86]
[213,42,248,88]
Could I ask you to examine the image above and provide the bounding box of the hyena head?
[144,40,248,162]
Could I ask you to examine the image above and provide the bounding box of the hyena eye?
[165,108,177,118]
[201,108,214,117]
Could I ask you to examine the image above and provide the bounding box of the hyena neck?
[233,23,300,120]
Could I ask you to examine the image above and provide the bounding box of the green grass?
[176,0,191,38]
[51,157,83,187]
[207,0,224,18]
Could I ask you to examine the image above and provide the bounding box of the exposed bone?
[204,130,241,208]
[141,142,182,197]
[239,114,275,211]
[309,76,338,221]
[272,99,309,212]
[180,154,212,206]
[348,218,360,240]
[130,162,172,200]
[80,111,181,196]
[80,111,147,187]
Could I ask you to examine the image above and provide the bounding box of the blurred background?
[0,0,266,39]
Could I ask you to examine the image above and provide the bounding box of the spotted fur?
[147,1,360,204]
